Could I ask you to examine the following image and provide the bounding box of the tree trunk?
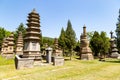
[70,48,72,60]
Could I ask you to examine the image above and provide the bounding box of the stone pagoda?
[3,38,8,54]
[53,38,63,57]
[80,25,94,60]
[15,31,23,55]
[23,9,41,62]
[7,33,15,58]
[52,38,64,66]
[2,33,15,58]
[110,31,119,58]
[1,38,6,55]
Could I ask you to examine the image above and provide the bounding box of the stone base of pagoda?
[53,49,63,57]
[23,51,42,65]
[81,53,94,60]
[53,56,64,66]
[15,55,34,70]
[2,53,14,59]
[111,52,119,58]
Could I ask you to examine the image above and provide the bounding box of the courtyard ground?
[0,56,120,80]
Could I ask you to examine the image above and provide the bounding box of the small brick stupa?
[53,38,63,57]
[1,38,6,55]
[80,25,94,60]
[52,38,64,66]
[23,9,41,62]
[7,33,15,58]
[3,38,8,54]
[15,31,23,55]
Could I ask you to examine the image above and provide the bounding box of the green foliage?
[100,32,110,57]
[65,20,76,59]
[90,31,101,56]
[65,20,76,50]
[42,37,54,47]
[0,27,11,50]
[116,9,120,51]
[74,40,80,55]
[90,31,110,57]
[14,23,26,44]
[87,31,94,40]
[58,27,66,53]
[0,56,14,65]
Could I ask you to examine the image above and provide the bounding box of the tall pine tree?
[116,9,120,51]
[58,27,66,55]
[65,20,76,60]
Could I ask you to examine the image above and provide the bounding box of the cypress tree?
[116,9,120,51]
[58,27,66,55]
[65,20,76,60]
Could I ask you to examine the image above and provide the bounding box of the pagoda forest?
[0,9,120,58]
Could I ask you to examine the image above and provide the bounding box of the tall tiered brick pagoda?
[23,9,41,61]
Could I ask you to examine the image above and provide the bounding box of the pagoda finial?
[83,24,86,28]
[83,24,86,35]
[110,31,113,38]
[32,8,36,13]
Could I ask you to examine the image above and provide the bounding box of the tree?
[74,40,80,56]
[100,32,110,58]
[90,31,102,57]
[42,37,54,47]
[90,31,110,58]
[58,27,66,55]
[14,23,26,43]
[116,9,120,51]
[87,31,94,40]
[65,20,76,60]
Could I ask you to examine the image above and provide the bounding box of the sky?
[0,0,120,40]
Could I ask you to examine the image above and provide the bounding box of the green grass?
[0,56,14,65]
[0,56,120,80]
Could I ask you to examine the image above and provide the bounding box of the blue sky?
[0,0,120,40]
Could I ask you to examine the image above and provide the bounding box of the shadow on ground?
[105,60,120,63]
[76,58,80,60]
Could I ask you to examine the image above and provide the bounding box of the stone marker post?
[46,47,52,63]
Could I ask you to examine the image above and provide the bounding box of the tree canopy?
[58,27,66,53]
[0,27,11,50]
[90,31,110,57]
[14,23,26,44]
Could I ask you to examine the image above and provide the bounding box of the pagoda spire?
[15,31,23,55]
[32,8,37,13]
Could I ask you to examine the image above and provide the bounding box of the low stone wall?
[15,55,34,70]
[53,57,64,66]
